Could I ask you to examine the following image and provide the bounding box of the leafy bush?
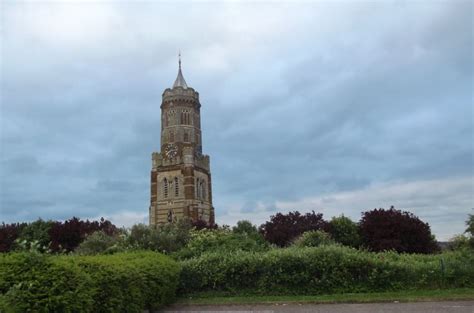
[0,223,26,253]
[0,251,181,312]
[359,207,439,254]
[69,252,180,312]
[293,230,335,247]
[0,252,94,312]
[327,215,361,248]
[75,231,121,255]
[466,214,474,248]
[179,246,474,295]
[259,211,327,247]
[15,219,54,252]
[48,217,118,252]
[233,220,259,236]
[126,219,192,253]
[174,227,270,260]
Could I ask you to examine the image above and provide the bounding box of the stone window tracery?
[174,177,179,197]
[163,178,168,198]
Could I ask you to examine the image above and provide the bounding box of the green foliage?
[448,215,474,251]
[293,230,336,247]
[327,215,361,248]
[174,228,270,260]
[75,231,121,255]
[449,235,471,251]
[466,214,474,249]
[179,246,474,295]
[466,214,474,236]
[0,252,94,312]
[233,220,259,236]
[69,252,181,312]
[126,219,192,253]
[0,252,181,312]
[15,219,54,252]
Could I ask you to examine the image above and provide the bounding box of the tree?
[75,231,120,255]
[48,217,118,252]
[191,219,217,230]
[293,230,335,247]
[126,219,193,253]
[466,214,474,236]
[259,211,327,247]
[0,223,26,252]
[327,215,361,248]
[232,220,258,236]
[359,206,439,254]
[17,219,54,252]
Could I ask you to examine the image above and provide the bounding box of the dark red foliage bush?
[48,217,118,252]
[0,223,27,252]
[259,211,327,247]
[359,206,439,254]
[191,219,217,230]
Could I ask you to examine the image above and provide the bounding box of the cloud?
[220,176,473,241]
[1,1,472,243]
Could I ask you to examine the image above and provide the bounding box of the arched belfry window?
[163,178,168,198]
[184,131,189,142]
[174,177,179,197]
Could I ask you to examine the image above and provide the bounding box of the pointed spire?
[173,51,188,89]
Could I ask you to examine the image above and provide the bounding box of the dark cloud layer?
[1,1,472,239]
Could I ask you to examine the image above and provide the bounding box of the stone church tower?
[149,57,215,225]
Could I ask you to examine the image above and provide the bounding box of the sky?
[1,0,472,241]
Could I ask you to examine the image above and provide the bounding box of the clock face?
[164,143,178,159]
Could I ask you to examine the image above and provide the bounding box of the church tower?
[149,56,215,225]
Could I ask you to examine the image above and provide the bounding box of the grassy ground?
[176,288,474,305]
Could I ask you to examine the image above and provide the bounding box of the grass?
[176,288,474,305]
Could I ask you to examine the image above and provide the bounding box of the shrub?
[466,214,474,249]
[0,223,26,253]
[359,206,439,254]
[259,211,327,247]
[48,217,118,252]
[126,219,192,253]
[293,230,335,247]
[16,219,54,252]
[179,246,474,295]
[174,227,270,260]
[191,219,218,230]
[70,252,180,312]
[233,220,259,236]
[0,251,181,312]
[0,252,94,312]
[327,215,361,248]
[75,231,121,255]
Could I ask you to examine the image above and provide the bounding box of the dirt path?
[160,300,474,313]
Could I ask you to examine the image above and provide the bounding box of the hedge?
[179,245,474,295]
[0,251,180,313]
[0,253,94,313]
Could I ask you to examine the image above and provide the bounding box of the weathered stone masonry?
[149,58,215,225]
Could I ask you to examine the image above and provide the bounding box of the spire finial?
[173,51,188,89]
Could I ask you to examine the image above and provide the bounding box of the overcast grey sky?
[1,1,472,240]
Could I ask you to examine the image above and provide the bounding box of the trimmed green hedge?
[0,251,180,313]
[179,245,474,295]
[0,253,93,313]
